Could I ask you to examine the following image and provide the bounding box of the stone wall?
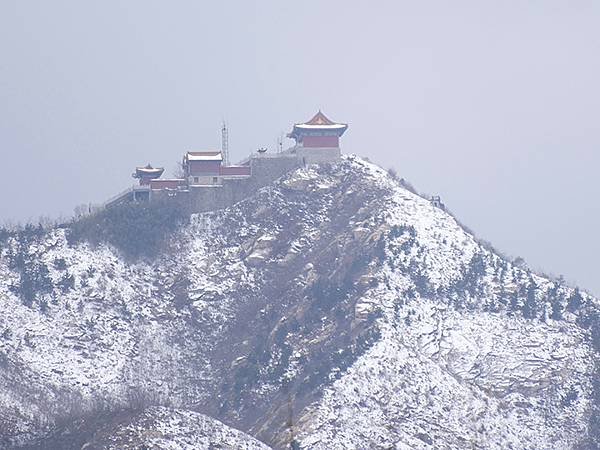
[295,146,341,164]
[152,154,302,214]
[150,150,347,213]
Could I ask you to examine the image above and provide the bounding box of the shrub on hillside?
[67,199,189,259]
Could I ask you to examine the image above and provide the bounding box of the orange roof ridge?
[305,110,336,125]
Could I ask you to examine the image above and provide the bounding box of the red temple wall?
[189,160,221,175]
[302,135,339,148]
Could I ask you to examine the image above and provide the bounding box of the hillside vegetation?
[0,156,598,449]
[67,199,189,259]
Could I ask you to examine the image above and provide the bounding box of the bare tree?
[173,161,186,179]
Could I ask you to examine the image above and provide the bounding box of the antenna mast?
[221,121,230,165]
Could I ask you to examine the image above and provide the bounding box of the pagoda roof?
[289,111,348,136]
[133,164,164,178]
[185,151,223,162]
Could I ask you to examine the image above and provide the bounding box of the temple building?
[133,164,164,185]
[118,164,167,202]
[287,111,348,164]
[104,111,347,210]
[183,151,251,186]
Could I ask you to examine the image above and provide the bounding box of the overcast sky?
[1,1,598,295]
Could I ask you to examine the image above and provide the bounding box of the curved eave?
[134,168,164,178]
[294,123,347,130]
[289,123,348,139]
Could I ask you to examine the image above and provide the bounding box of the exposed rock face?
[0,156,598,449]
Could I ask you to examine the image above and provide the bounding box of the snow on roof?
[186,151,223,162]
[135,167,164,174]
[290,110,348,136]
[133,165,164,179]
[294,123,348,130]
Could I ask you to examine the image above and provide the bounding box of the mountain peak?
[1,156,598,449]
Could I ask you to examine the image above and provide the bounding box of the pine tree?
[566,288,584,313]
[523,277,538,319]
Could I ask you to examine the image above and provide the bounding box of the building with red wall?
[105,112,345,209]
[287,111,348,164]
[183,151,251,186]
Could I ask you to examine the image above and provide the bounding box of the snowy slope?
[0,156,598,449]
[296,159,597,449]
[100,407,271,450]
[21,407,270,450]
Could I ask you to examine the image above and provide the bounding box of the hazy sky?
[1,1,598,296]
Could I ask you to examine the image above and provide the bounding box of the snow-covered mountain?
[0,156,598,449]
[21,407,270,450]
